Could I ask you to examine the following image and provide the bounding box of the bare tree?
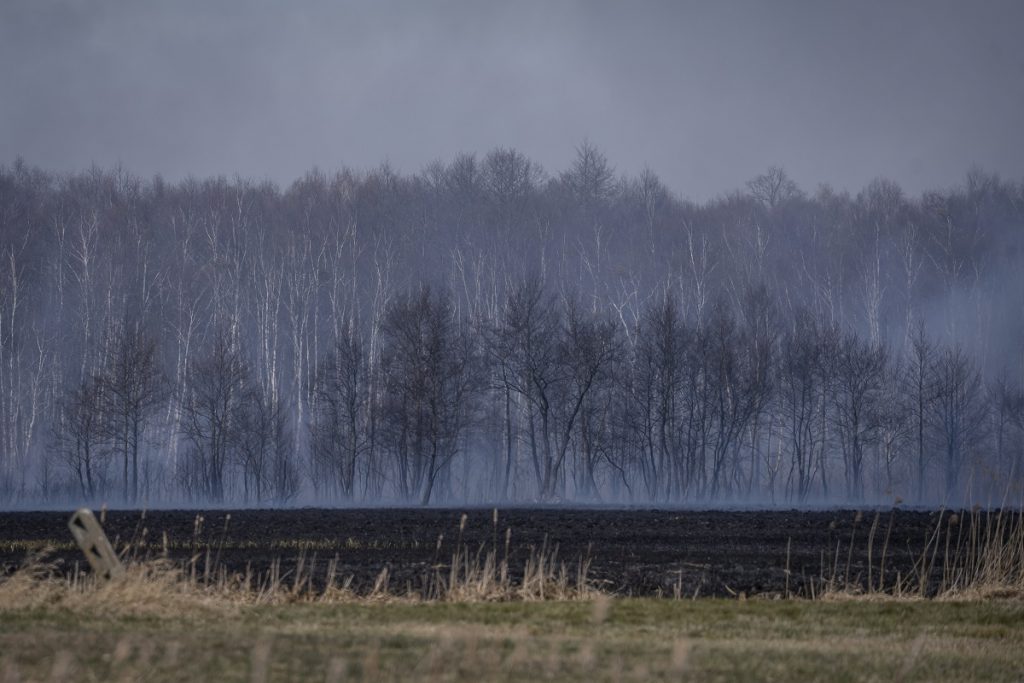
[905,324,936,501]
[632,291,687,499]
[989,377,1024,488]
[705,301,759,498]
[179,327,249,502]
[97,322,166,503]
[930,345,988,500]
[379,287,476,505]
[494,277,562,499]
[2,156,1023,506]
[310,328,372,500]
[557,297,621,499]
[739,285,777,497]
[831,332,887,499]
[237,385,298,504]
[675,317,718,499]
[778,311,826,501]
[746,167,802,209]
[562,140,615,211]
[481,309,524,500]
[52,378,108,498]
[483,147,543,225]
[874,359,913,496]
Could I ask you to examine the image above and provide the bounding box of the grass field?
[2,598,1022,682]
[3,506,1022,680]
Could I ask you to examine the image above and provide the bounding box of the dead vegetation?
[0,513,596,616]
[2,506,1022,618]
[816,507,1024,601]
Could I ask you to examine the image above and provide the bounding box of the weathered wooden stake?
[68,508,124,580]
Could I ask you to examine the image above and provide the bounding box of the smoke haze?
[1,2,1024,508]
[2,1,1023,201]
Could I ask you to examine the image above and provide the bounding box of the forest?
[0,144,1022,506]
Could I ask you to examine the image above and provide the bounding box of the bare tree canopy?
[0,155,1021,506]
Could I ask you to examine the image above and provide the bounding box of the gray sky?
[2,0,1023,201]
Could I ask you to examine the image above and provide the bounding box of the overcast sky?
[2,0,1023,201]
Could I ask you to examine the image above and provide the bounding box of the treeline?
[0,145,1022,505]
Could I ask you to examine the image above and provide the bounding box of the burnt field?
[0,507,987,597]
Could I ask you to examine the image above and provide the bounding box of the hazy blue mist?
[2,0,1023,201]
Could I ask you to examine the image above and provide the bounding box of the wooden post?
[68,508,124,580]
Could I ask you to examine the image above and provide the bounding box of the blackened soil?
[0,507,979,597]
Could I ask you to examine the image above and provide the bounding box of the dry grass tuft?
[425,542,596,602]
[0,558,240,616]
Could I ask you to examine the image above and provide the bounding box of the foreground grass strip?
[1,599,1022,682]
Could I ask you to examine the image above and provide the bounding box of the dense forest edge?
[1,144,1023,507]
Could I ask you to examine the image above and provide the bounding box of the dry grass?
[0,557,241,617]
[417,515,596,602]
[818,507,1024,601]
[0,513,596,617]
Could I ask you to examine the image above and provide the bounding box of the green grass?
[2,599,1022,682]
